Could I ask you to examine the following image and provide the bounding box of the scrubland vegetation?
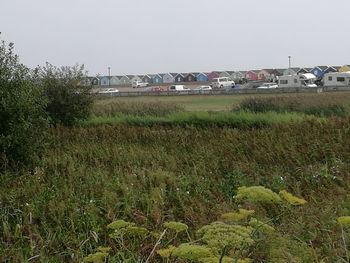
[1,36,350,262]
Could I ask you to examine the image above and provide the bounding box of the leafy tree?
[0,35,48,169]
[35,62,93,126]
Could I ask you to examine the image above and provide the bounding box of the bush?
[0,36,48,169]
[35,63,93,126]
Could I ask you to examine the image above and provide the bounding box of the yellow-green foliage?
[235,186,282,204]
[264,234,314,263]
[197,222,254,251]
[157,245,177,259]
[83,252,108,263]
[107,219,133,230]
[249,218,275,233]
[107,220,148,238]
[337,216,350,227]
[124,226,148,236]
[172,244,214,261]
[221,209,255,222]
[279,190,307,206]
[96,247,111,253]
[200,257,251,263]
[163,221,188,233]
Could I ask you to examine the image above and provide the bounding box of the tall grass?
[237,93,350,117]
[84,111,318,128]
[1,118,350,261]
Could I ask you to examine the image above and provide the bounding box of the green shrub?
[35,62,93,126]
[0,36,48,169]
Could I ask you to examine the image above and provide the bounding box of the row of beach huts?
[81,65,350,86]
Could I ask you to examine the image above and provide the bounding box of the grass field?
[2,92,350,262]
[94,91,350,112]
[94,94,255,111]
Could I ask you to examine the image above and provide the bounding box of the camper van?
[323,72,350,87]
[211,77,235,89]
[278,73,317,88]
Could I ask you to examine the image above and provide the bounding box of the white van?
[278,73,317,88]
[211,77,235,89]
[168,85,191,92]
[132,80,149,88]
[323,72,350,87]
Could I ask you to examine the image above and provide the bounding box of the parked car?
[193,85,212,91]
[98,88,119,95]
[146,86,164,92]
[193,85,212,94]
[256,83,278,89]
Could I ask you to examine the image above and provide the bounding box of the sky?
[1,0,349,76]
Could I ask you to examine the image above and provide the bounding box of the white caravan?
[323,71,350,87]
[278,73,317,88]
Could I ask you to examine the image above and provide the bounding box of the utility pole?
[108,67,111,86]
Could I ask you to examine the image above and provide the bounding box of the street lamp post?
[108,67,111,86]
[288,56,291,74]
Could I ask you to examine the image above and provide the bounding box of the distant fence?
[95,86,350,98]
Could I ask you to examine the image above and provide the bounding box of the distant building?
[245,70,260,81]
[310,66,328,79]
[258,69,274,81]
[174,73,185,83]
[339,65,350,72]
[207,71,220,81]
[184,73,196,82]
[99,76,110,86]
[142,75,153,84]
[162,73,176,83]
[324,66,341,74]
[152,74,163,84]
[196,73,209,82]
[130,75,143,84]
[231,71,246,81]
[110,76,120,85]
[283,67,300,75]
[297,68,312,74]
[119,75,131,85]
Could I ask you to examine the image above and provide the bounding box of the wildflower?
[337,216,350,227]
[197,222,254,251]
[249,218,275,233]
[83,252,108,263]
[279,190,307,206]
[235,186,282,204]
[157,245,177,259]
[107,220,133,230]
[163,221,188,233]
[221,209,255,222]
[124,226,148,236]
[96,247,111,253]
[172,244,213,261]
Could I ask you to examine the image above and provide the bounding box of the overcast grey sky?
[1,0,349,76]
